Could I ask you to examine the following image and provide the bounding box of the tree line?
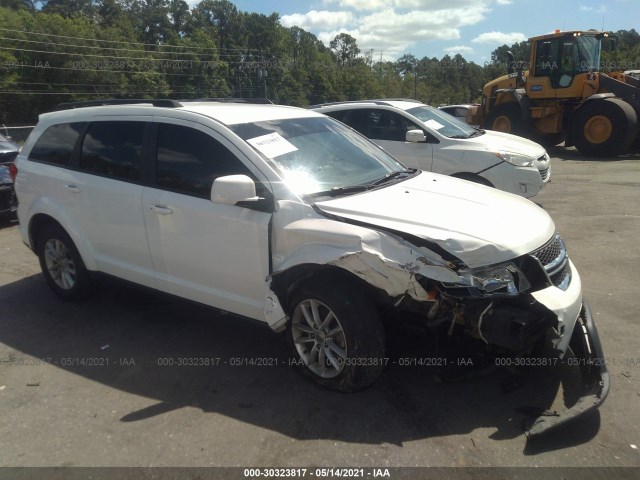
[1,0,638,124]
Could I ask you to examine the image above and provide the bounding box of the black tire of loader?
[571,98,638,157]
[484,103,526,136]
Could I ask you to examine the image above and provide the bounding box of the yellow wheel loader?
[478,30,640,156]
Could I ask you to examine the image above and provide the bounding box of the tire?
[571,98,638,157]
[286,276,385,392]
[36,224,91,300]
[451,172,494,188]
[484,103,525,136]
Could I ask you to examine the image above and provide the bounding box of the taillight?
[8,162,17,183]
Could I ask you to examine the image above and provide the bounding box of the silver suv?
[313,99,550,197]
[14,99,607,436]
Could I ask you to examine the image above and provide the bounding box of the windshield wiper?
[308,185,370,198]
[450,129,484,139]
[370,169,415,186]
[468,129,485,137]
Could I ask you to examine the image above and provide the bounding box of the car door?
[336,109,433,171]
[69,119,156,287]
[142,120,272,321]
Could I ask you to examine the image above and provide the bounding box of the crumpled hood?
[315,172,555,268]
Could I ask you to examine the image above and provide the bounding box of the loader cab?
[531,32,603,94]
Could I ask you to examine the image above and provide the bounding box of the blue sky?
[227,0,639,65]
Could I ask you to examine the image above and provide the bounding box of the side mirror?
[406,129,426,143]
[211,174,257,205]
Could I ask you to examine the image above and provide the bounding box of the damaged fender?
[263,206,461,330]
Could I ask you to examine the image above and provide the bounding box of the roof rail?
[309,98,423,109]
[374,98,422,103]
[182,97,273,105]
[53,99,183,111]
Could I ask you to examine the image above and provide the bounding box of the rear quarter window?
[29,122,86,167]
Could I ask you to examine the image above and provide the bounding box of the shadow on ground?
[0,275,600,452]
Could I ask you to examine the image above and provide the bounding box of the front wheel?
[287,277,385,392]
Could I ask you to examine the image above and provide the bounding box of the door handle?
[63,184,80,193]
[150,205,173,215]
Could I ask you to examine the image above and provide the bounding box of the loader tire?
[484,103,526,136]
[571,98,638,157]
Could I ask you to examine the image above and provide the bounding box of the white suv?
[14,99,606,436]
[313,99,550,197]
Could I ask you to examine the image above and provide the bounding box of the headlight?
[495,151,535,167]
[459,263,531,295]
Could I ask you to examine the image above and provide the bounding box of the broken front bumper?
[526,299,610,437]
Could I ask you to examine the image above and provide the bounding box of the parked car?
[0,132,20,163]
[0,132,19,220]
[438,103,480,128]
[312,99,550,198]
[14,99,607,436]
[0,163,18,220]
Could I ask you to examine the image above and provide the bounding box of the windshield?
[230,116,408,196]
[574,35,601,72]
[406,105,478,139]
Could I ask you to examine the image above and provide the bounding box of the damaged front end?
[266,204,608,436]
[525,301,610,437]
[413,235,610,437]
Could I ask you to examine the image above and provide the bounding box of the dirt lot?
[1,147,639,477]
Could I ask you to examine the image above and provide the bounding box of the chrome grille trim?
[530,234,571,290]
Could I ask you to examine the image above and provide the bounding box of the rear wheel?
[485,103,525,136]
[287,276,385,392]
[36,224,91,300]
[571,98,638,156]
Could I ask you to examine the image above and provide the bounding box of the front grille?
[549,262,571,290]
[539,167,550,181]
[537,154,550,181]
[530,234,571,290]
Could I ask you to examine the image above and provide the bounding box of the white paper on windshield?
[247,132,298,158]
[424,119,445,130]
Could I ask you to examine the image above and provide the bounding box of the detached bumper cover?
[526,300,610,437]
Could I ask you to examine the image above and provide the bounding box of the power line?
[0,62,223,77]
[0,90,258,95]
[0,35,256,60]
[0,27,264,53]
[0,45,216,63]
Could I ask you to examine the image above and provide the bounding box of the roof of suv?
[42,99,321,126]
[310,99,426,112]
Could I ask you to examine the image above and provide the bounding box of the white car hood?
[467,130,547,158]
[315,172,555,268]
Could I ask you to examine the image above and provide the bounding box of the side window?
[155,123,251,198]
[80,121,145,181]
[334,110,368,136]
[367,110,418,141]
[326,110,348,122]
[535,39,560,80]
[29,122,85,167]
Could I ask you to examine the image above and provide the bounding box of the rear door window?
[80,122,146,182]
